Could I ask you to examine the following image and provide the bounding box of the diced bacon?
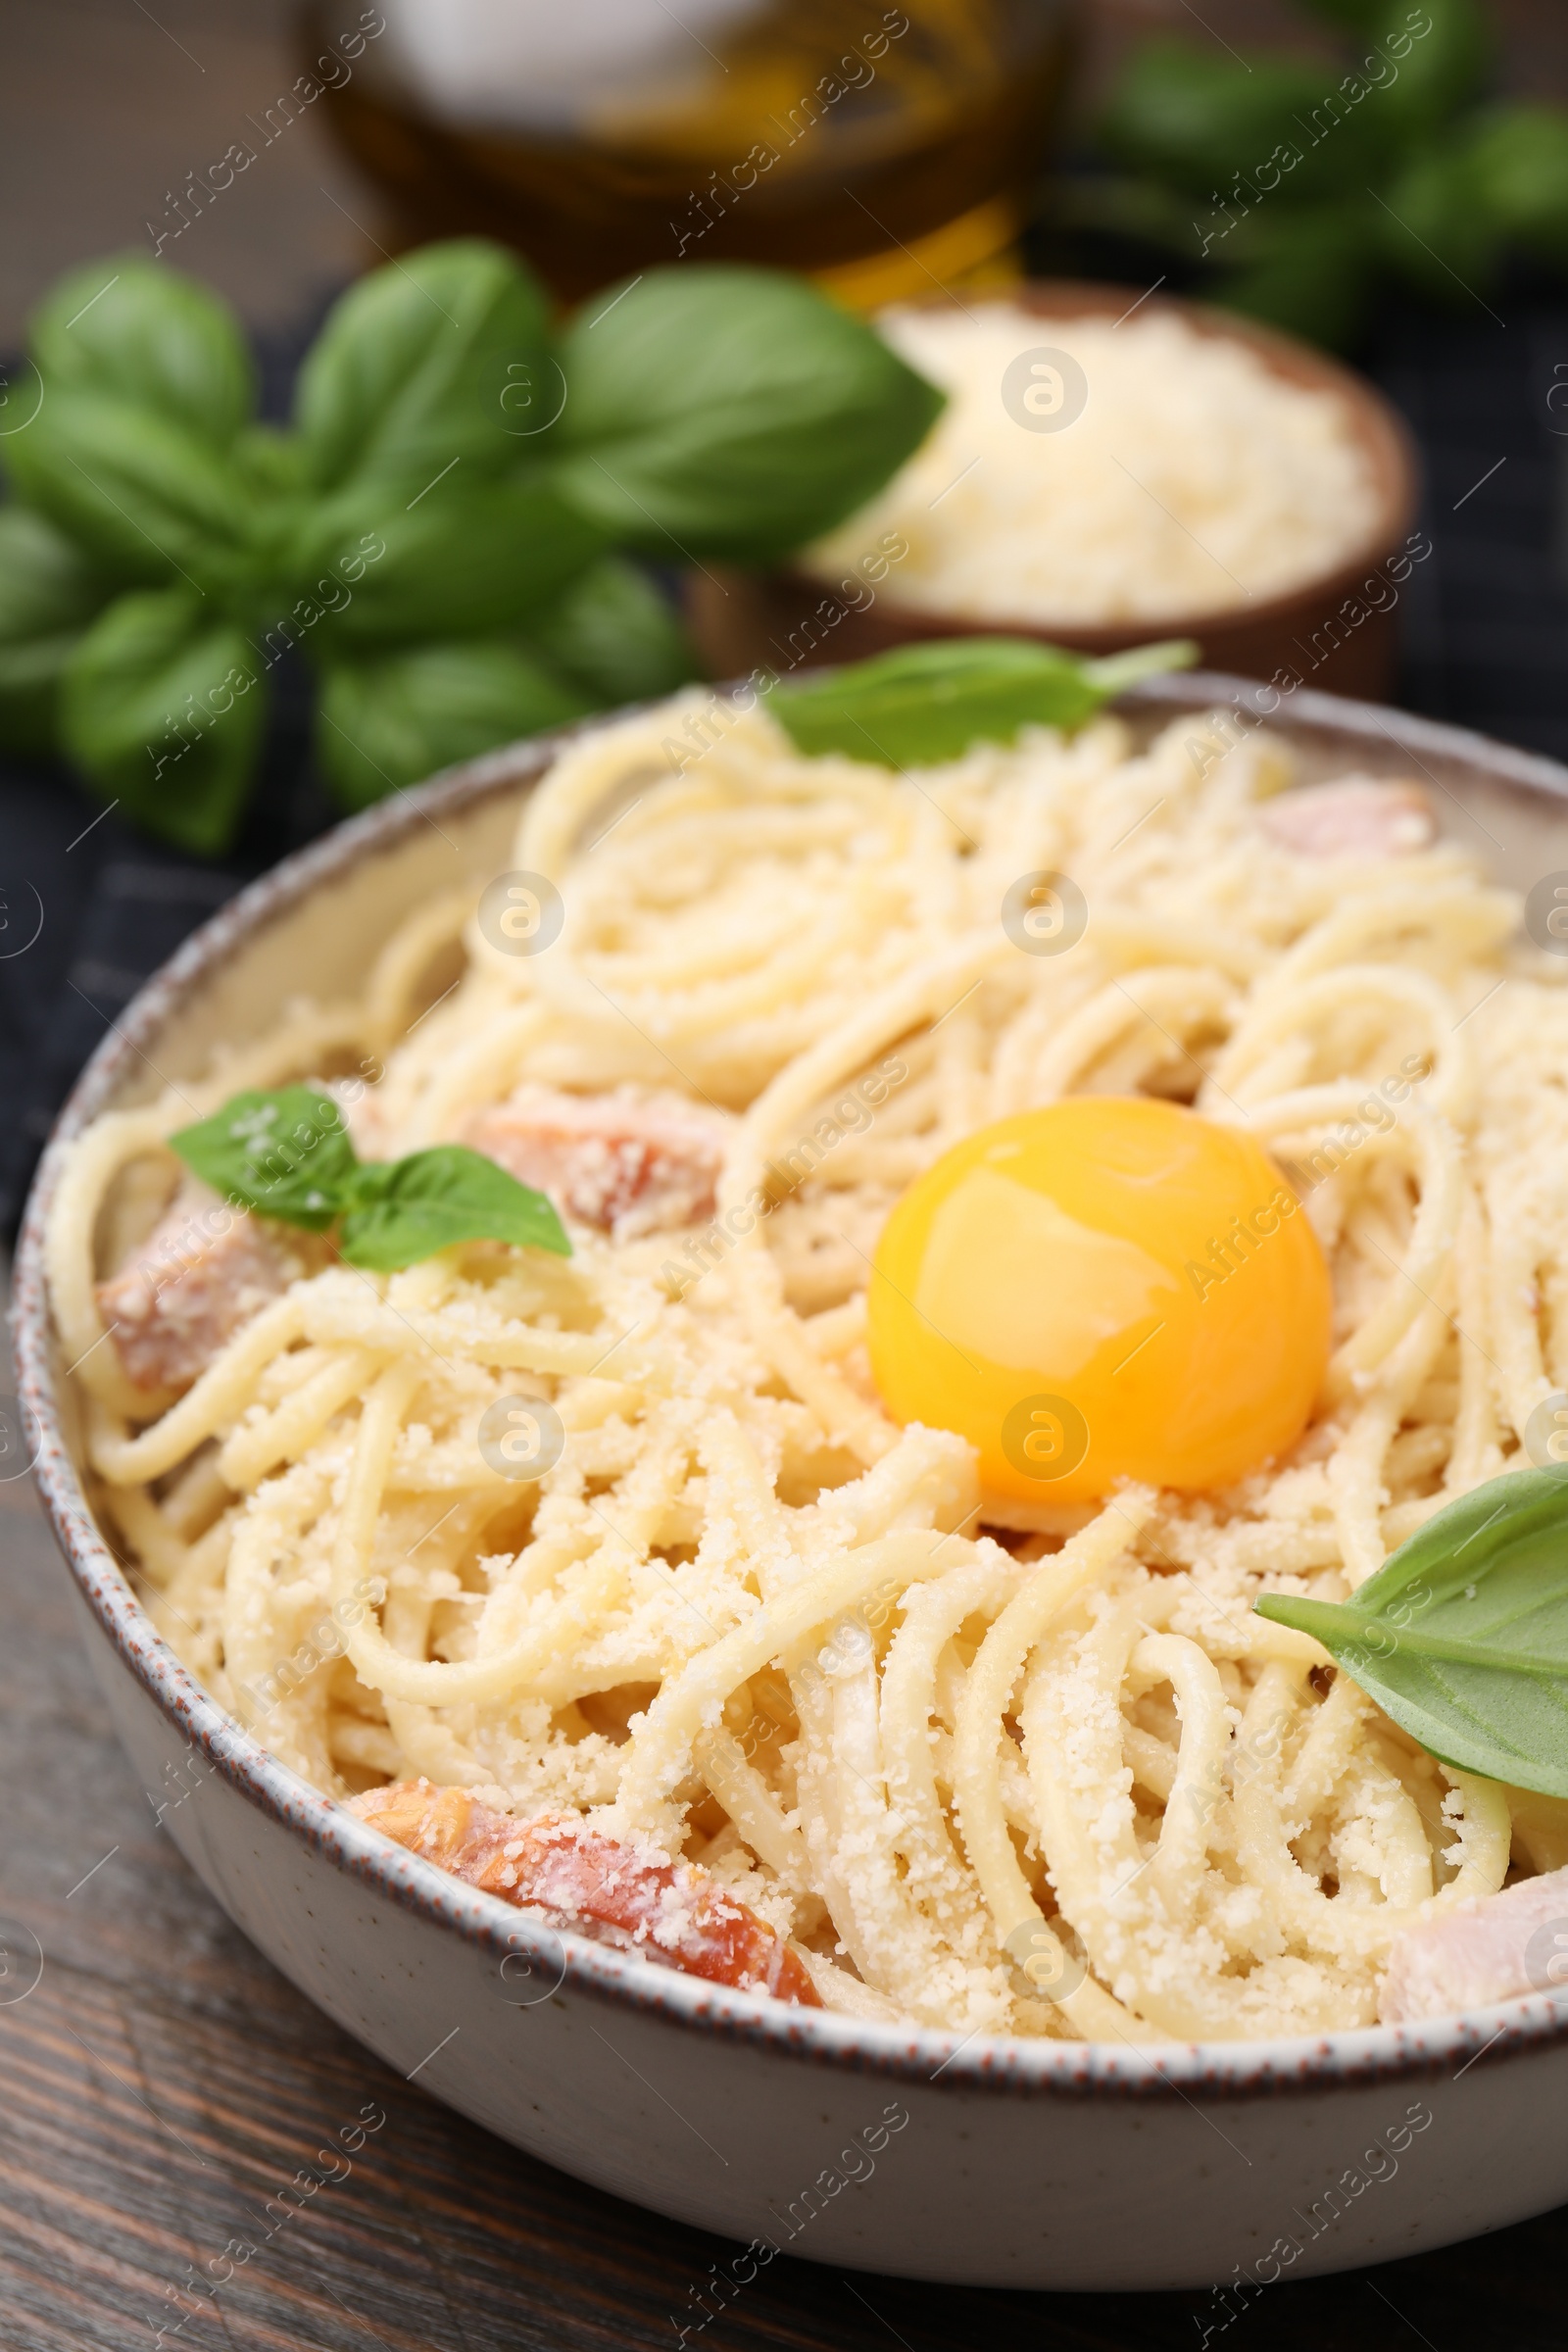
[1379,1864,1568,2022]
[1258,777,1435,860]
[350,1779,820,2007]
[466,1084,730,1242]
[97,1187,292,1391]
[317,1076,387,1162]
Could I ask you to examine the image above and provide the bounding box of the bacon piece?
[1379,1865,1568,2022]
[466,1084,729,1242]
[97,1188,292,1391]
[1258,777,1435,859]
[350,1780,820,2007]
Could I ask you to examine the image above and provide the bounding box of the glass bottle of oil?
[305,0,1075,306]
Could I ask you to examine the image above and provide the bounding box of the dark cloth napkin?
[2,291,1566,1232]
[0,691,334,1229]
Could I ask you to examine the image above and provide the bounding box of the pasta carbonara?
[47,688,1568,2040]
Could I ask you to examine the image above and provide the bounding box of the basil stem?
[1255,1464,1568,1798]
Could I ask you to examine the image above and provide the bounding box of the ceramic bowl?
[15,675,1568,2293]
[686,280,1421,704]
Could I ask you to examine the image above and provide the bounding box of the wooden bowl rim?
[788,275,1422,654]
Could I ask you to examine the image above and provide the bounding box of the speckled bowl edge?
[16,675,1568,2107]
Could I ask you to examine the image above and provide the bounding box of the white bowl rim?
[18,672,1568,2108]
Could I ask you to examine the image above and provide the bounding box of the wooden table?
[3,1420,1567,2351]
[5,7,1568,2343]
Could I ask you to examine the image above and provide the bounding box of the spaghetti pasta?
[47,688,1568,2039]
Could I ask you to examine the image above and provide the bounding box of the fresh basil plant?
[170,1086,570,1271]
[1,243,944,854]
[1255,1464,1568,1798]
[1088,0,1568,348]
[772,636,1198,768]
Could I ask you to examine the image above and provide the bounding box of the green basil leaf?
[60,588,266,857]
[5,388,260,594]
[339,1144,570,1269]
[1295,0,1386,26]
[549,266,945,564]
[170,1086,359,1229]
[1100,42,1383,204]
[292,474,604,647]
[1054,172,1209,259]
[524,555,699,705]
[0,507,114,754]
[773,636,1197,768]
[315,640,591,810]
[1365,0,1494,148]
[1463,106,1568,262]
[1375,147,1502,302]
[1255,1465,1568,1798]
[233,422,307,502]
[295,238,553,493]
[1216,207,1379,350]
[28,254,255,449]
[169,1090,570,1267]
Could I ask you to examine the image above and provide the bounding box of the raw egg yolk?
[867,1097,1331,1504]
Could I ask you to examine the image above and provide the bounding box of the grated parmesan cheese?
[807,302,1381,626]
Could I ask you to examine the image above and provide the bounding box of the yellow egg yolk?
[867,1098,1332,1504]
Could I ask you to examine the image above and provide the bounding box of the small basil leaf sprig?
[772,636,1198,768]
[169,1087,570,1271]
[337,1145,572,1272]
[1254,1464,1568,1798]
[0,241,943,855]
[172,1086,358,1230]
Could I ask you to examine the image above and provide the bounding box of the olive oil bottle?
[306,0,1073,305]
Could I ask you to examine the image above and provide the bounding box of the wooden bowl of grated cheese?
[688,280,1420,704]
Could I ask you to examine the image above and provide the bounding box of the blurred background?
[5,0,1564,343]
[3,1,1560,343]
